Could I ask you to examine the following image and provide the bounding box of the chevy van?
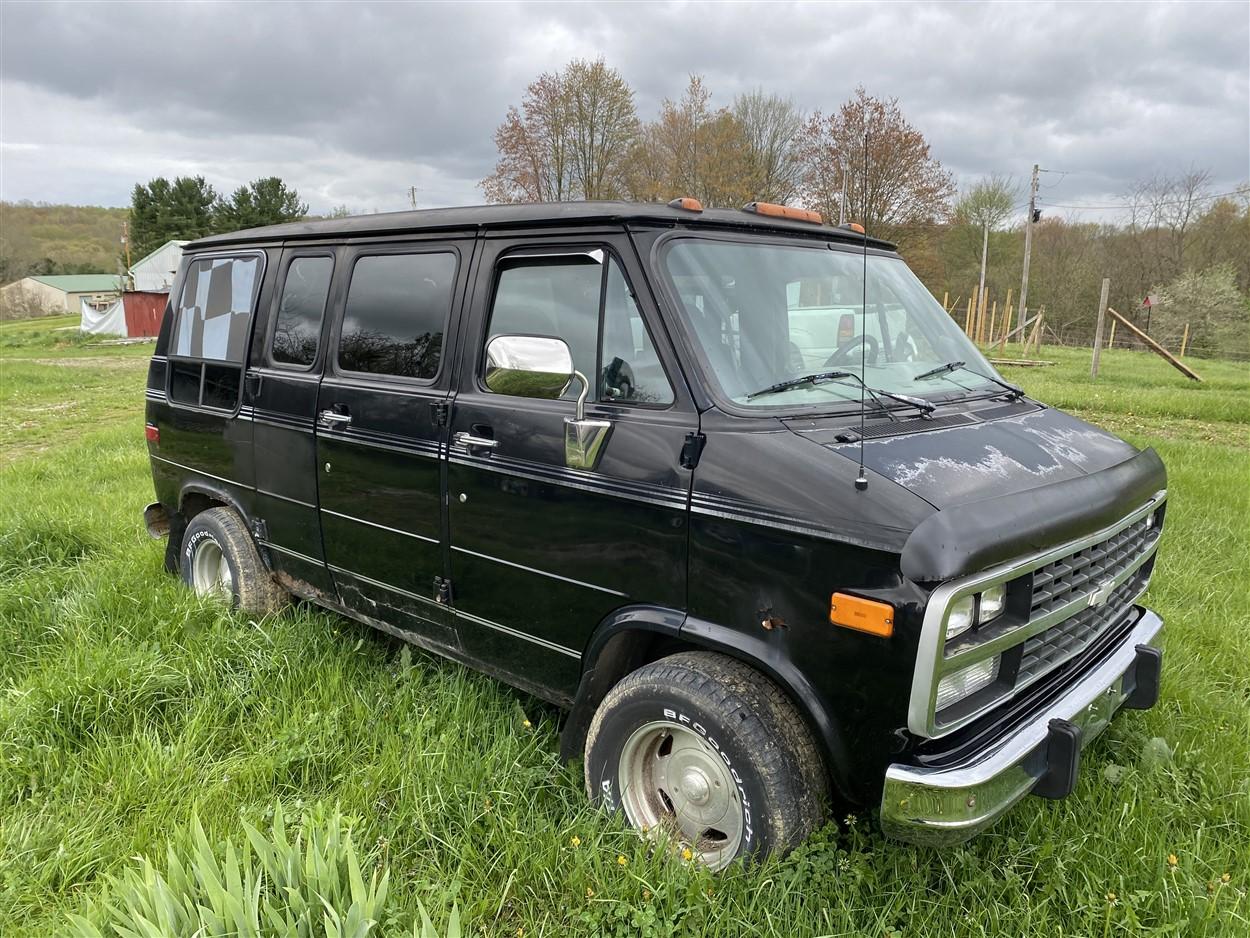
[144,199,1165,869]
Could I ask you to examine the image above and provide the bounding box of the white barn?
[129,240,188,292]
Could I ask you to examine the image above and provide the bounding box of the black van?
[144,200,1165,869]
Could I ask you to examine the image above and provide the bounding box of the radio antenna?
[855,129,869,492]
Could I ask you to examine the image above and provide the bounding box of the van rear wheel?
[584,651,828,871]
[180,507,287,615]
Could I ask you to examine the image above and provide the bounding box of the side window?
[271,256,333,367]
[338,252,457,380]
[486,252,673,406]
[168,254,262,409]
[600,260,674,405]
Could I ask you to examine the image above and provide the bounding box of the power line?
[1039,187,1249,212]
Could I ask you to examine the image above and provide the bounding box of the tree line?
[482,59,1249,359]
[127,176,308,261]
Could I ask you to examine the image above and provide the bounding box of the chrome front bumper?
[880,607,1163,847]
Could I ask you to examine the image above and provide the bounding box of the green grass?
[1,317,1247,936]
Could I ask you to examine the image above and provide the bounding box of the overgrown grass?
[1,318,1247,936]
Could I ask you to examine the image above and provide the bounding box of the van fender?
[679,615,853,802]
[173,483,266,573]
[560,604,686,762]
[562,606,851,801]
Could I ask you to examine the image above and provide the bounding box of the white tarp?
[80,296,128,335]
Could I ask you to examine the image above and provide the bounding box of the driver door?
[444,237,697,699]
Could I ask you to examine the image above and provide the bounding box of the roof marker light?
[667,197,704,212]
[841,222,866,234]
[742,201,823,224]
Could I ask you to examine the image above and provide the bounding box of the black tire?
[584,651,828,870]
[179,507,287,616]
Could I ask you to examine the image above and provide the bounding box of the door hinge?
[430,400,450,427]
[680,431,707,470]
[433,576,453,605]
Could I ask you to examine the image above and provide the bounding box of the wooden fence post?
[1108,319,1116,348]
[1106,308,1202,380]
[1180,322,1190,357]
[1091,277,1110,379]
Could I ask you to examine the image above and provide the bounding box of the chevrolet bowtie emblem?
[1087,578,1116,608]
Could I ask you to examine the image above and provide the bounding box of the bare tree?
[954,175,1019,303]
[794,87,956,243]
[481,59,639,203]
[1123,168,1212,283]
[732,89,803,203]
[628,76,756,208]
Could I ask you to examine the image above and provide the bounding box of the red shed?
[122,291,168,337]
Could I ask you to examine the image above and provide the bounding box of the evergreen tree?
[214,177,309,231]
[128,176,218,259]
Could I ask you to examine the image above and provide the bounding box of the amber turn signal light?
[742,201,823,224]
[841,222,866,234]
[829,592,894,637]
[667,197,704,212]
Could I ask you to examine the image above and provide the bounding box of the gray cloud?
[1,0,1246,218]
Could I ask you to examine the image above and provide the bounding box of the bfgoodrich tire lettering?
[179,507,287,615]
[584,651,828,871]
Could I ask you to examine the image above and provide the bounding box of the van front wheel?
[584,651,827,871]
[180,507,287,615]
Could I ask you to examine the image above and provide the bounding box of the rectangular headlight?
[945,595,976,640]
[980,583,1006,622]
[936,656,1000,709]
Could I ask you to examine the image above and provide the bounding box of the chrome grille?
[1018,567,1151,686]
[1030,514,1154,617]
[910,491,1165,739]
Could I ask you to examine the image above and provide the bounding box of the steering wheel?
[824,334,879,367]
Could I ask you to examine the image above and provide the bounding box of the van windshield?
[661,238,998,410]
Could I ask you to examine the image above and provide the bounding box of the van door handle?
[453,431,498,454]
[318,408,352,428]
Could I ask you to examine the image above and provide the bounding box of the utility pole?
[977,220,989,310]
[1016,163,1040,334]
[408,186,419,210]
[838,159,847,226]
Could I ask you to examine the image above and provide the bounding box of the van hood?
[784,401,1167,580]
[784,402,1139,510]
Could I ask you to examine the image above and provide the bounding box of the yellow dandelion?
[1105,891,1116,904]
[585,887,594,899]
[643,889,652,900]
[522,719,532,728]
[681,846,694,862]
[516,930,524,938]
[1168,853,1178,868]
[570,835,581,847]
[617,854,628,867]
[1221,872,1231,883]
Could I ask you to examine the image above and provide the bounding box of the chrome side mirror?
[482,333,612,471]
[484,334,575,400]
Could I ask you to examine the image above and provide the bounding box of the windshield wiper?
[747,371,936,415]
[913,360,1024,399]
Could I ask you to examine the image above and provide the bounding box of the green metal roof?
[28,274,123,292]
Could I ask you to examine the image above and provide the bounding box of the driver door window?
[487,252,673,406]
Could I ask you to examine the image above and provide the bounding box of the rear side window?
[338,252,457,380]
[173,256,260,361]
[272,256,333,367]
[168,254,263,409]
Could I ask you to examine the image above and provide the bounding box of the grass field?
[1,319,1247,936]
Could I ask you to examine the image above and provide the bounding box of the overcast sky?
[1,1,1247,222]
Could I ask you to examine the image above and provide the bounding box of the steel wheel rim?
[190,537,232,599]
[618,720,743,871]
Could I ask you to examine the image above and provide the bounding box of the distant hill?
[0,202,129,285]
